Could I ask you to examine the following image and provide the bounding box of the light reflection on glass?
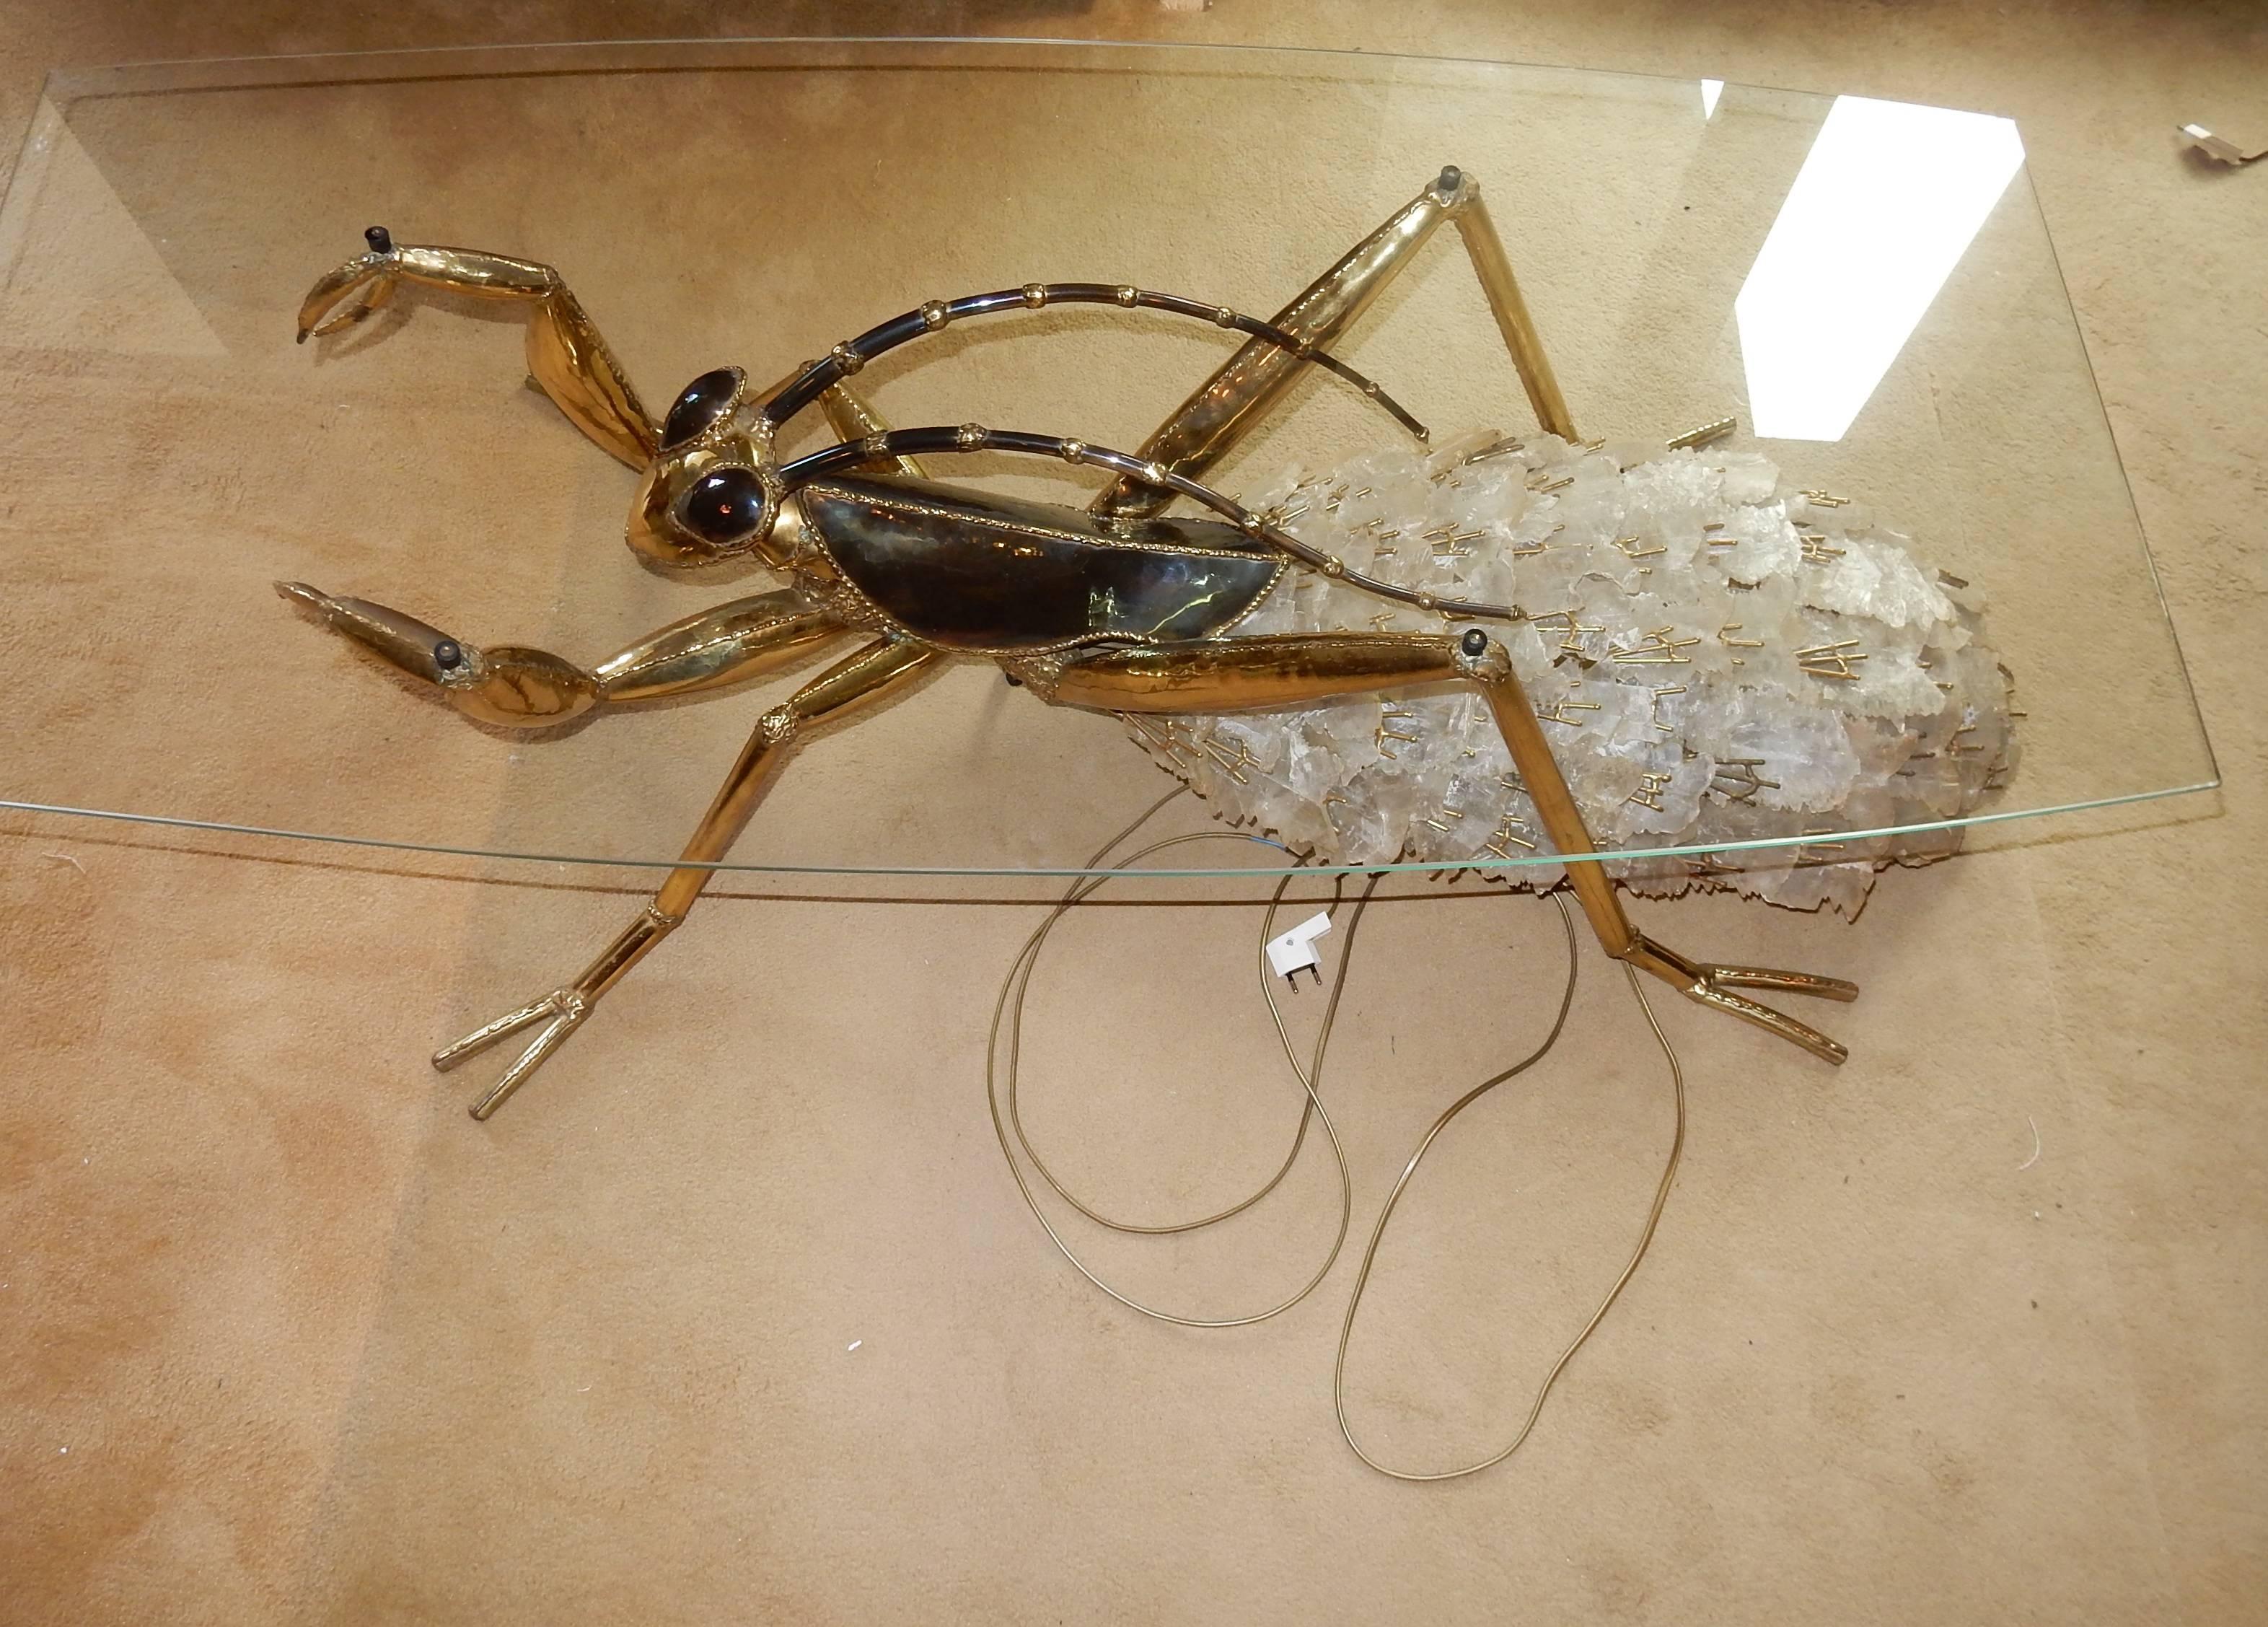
[1700,78,1723,120]
[1736,96,2024,442]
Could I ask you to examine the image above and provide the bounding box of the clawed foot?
[296,228,557,343]
[276,579,599,725]
[1622,934,1858,1064]
[433,988,592,1120]
[297,227,402,341]
[431,911,674,1120]
[276,580,470,683]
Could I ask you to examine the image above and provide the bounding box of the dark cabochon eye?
[674,465,770,548]
[661,366,744,447]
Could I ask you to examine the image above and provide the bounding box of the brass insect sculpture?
[284,166,1857,1120]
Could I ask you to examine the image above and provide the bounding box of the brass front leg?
[1055,629,1858,1064]
[278,583,845,725]
[592,594,844,702]
[296,233,659,468]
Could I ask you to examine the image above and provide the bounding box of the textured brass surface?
[591,591,841,701]
[292,166,1855,1115]
[1449,184,1580,442]
[625,442,731,566]
[437,636,941,1118]
[799,475,1283,654]
[1065,631,1852,1062]
[1092,182,1456,518]
[817,382,928,478]
[1054,631,1464,711]
[299,241,657,466]
[1666,414,1739,450]
[1092,168,1576,517]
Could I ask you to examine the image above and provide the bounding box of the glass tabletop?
[0,38,2217,882]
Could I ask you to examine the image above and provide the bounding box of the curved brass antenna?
[760,281,1429,443]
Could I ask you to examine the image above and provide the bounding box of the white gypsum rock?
[1126,430,2018,916]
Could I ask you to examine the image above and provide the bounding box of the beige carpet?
[2,4,2262,1623]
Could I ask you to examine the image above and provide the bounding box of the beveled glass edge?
[2010,159,2223,795]
[40,35,1824,109]
[1,35,2220,881]
[1,779,2218,881]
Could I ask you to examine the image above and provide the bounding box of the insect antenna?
[760,283,1428,444]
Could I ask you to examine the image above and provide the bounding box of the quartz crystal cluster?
[1126,430,2018,915]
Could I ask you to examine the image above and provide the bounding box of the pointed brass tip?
[468,1072,524,1120]
[273,580,327,613]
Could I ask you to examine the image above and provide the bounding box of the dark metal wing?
[799,475,1285,654]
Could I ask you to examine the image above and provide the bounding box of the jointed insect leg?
[276,582,844,726]
[1052,631,1857,1064]
[297,233,659,468]
[436,636,941,1118]
[1096,166,1578,519]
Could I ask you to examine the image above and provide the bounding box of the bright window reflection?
[1700,79,1723,120]
[1735,96,2024,442]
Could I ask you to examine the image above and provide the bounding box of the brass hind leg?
[1052,631,1857,1064]
[436,636,941,1118]
[276,582,843,727]
[1095,166,1578,519]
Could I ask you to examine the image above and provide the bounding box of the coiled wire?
[987,789,1689,1478]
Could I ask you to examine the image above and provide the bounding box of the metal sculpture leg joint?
[291,167,1865,1131]
[433,636,941,1118]
[1060,630,1860,1065]
[297,236,658,467]
[1094,165,1579,517]
[1615,934,1858,1066]
[279,582,843,727]
[1469,637,1859,1064]
[755,703,802,747]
